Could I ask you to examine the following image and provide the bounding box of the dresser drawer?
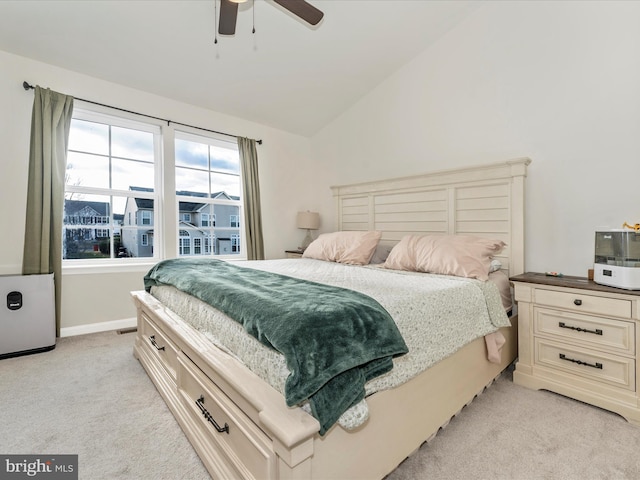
[178,354,276,480]
[535,338,635,391]
[534,307,635,356]
[139,312,179,380]
[533,288,631,318]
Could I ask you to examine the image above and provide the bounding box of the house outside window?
[122,189,155,259]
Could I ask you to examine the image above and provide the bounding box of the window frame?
[61,107,249,274]
[174,129,246,260]
[63,107,163,269]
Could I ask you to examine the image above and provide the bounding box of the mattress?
[150,258,511,430]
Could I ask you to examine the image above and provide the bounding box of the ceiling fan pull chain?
[214,0,218,44]
[252,0,256,34]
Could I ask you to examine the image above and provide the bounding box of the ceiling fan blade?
[219,0,238,35]
[272,0,324,25]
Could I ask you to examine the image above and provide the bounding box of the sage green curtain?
[22,86,74,335]
[237,137,264,260]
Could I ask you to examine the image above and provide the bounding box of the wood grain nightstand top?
[510,272,640,296]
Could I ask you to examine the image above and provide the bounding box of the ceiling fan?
[218,0,324,35]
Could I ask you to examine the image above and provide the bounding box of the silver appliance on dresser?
[0,273,55,359]
[594,229,640,289]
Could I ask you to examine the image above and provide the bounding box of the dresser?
[511,272,640,425]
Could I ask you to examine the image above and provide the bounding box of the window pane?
[63,194,112,259]
[68,119,109,156]
[121,194,154,258]
[175,138,209,169]
[175,166,209,195]
[120,225,154,258]
[175,134,242,259]
[112,158,155,191]
[211,171,241,198]
[111,126,154,162]
[210,145,240,175]
[64,111,159,263]
[66,152,110,189]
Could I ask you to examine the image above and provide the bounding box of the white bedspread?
[151,258,510,430]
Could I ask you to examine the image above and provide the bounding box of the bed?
[132,158,531,480]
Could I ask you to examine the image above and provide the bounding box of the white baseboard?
[60,317,137,338]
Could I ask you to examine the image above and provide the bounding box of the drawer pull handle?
[196,395,230,434]
[559,353,603,370]
[149,335,165,351]
[573,299,583,306]
[558,322,603,336]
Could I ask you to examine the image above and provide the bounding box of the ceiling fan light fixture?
[218,0,323,37]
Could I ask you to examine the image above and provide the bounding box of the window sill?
[62,255,248,276]
[62,261,156,276]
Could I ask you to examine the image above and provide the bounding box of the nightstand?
[285,249,303,259]
[511,272,640,425]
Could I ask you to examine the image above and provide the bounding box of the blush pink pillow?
[302,231,382,265]
[384,234,506,281]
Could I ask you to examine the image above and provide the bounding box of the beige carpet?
[1,331,639,480]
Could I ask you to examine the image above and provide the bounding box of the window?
[62,107,248,265]
[64,110,160,262]
[179,230,191,255]
[205,235,214,254]
[175,131,242,258]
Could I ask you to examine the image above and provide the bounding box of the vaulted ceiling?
[0,0,481,136]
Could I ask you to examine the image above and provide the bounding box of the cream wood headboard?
[331,158,531,277]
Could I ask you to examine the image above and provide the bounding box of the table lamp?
[296,211,320,250]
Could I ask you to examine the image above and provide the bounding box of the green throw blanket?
[144,258,408,435]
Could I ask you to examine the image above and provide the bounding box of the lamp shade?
[296,211,320,230]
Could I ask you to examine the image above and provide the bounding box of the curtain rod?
[22,81,262,145]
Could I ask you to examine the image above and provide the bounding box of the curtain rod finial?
[23,81,34,91]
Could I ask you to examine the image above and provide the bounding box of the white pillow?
[384,234,506,281]
[302,231,382,265]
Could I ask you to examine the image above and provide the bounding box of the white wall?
[0,49,315,331]
[311,1,640,278]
